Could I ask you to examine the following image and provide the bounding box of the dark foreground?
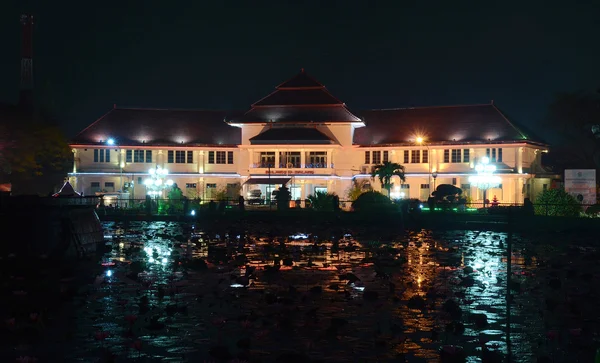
[1,221,599,362]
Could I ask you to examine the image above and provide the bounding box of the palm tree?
[370,161,406,199]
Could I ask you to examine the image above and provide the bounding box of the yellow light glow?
[416,137,424,144]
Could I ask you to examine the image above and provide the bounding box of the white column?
[274,149,280,168]
[326,150,332,168]
[300,149,306,168]
[517,147,523,174]
[158,150,164,168]
[198,151,204,173]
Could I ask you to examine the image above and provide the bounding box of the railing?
[90,197,600,218]
[250,163,334,169]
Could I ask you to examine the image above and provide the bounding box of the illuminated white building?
[69,70,552,204]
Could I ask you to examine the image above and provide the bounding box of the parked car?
[247,189,263,204]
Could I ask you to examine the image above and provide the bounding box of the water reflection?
[58,222,598,362]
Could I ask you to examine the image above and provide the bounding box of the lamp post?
[144,166,174,198]
[432,171,438,192]
[468,156,501,207]
[416,137,433,197]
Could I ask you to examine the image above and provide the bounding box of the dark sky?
[1,1,599,137]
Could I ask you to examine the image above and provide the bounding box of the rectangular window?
[186,151,193,163]
[364,151,370,164]
[186,183,197,189]
[463,149,470,163]
[137,177,142,185]
[491,148,497,162]
[208,151,215,164]
[216,151,226,164]
[91,182,100,188]
[451,149,461,163]
[372,151,381,164]
[105,182,114,188]
[422,150,428,164]
[383,151,389,163]
[99,149,104,163]
[461,183,471,196]
[400,184,410,189]
[403,150,409,164]
[411,150,420,163]
[145,150,152,163]
[227,151,234,164]
[105,150,110,162]
[486,148,490,158]
[126,150,132,163]
[307,151,326,168]
[168,150,174,163]
[542,183,548,192]
[94,149,98,162]
[498,148,503,162]
[420,184,430,189]
[175,150,185,163]
[452,178,457,185]
[443,149,450,163]
[134,150,144,163]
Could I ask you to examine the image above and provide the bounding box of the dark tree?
[274,184,291,211]
[542,91,600,171]
[0,105,72,195]
[432,184,463,203]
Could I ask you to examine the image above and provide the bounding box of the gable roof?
[353,103,546,146]
[71,107,242,146]
[249,127,335,145]
[228,69,363,124]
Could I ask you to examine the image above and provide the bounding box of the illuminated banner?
[564,169,596,205]
[266,170,315,175]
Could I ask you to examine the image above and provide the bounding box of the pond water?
[2,221,599,362]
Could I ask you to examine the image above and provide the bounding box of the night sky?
[1,1,599,138]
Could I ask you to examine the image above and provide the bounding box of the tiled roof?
[240,106,362,123]
[253,89,342,106]
[353,104,545,146]
[249,127,335,145]
[276,69,324,89]
[229,69,363,124]
[71,108,242,146]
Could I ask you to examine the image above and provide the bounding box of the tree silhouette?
[370,161,406,199]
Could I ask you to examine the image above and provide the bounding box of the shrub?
[534,188,581,217]
[352,191,397,212]
[307,191,337,211]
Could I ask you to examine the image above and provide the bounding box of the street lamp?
[432,171,438,192]
[468,156,501,207]
[416,136,432,196]
[144,166,174,197]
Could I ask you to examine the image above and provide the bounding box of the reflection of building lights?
[190,210,196,216]
[106,270,113,277]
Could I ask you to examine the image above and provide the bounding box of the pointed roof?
[53,181,81,197]
[228,69,363,124]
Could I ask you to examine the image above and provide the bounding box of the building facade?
[69,70,551,204]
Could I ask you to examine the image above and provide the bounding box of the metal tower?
[19,14,34,109]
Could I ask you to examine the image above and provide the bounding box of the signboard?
[266,170,315,175]
[564,169,596,205]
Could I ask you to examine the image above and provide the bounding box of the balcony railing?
[251,163,334,169]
